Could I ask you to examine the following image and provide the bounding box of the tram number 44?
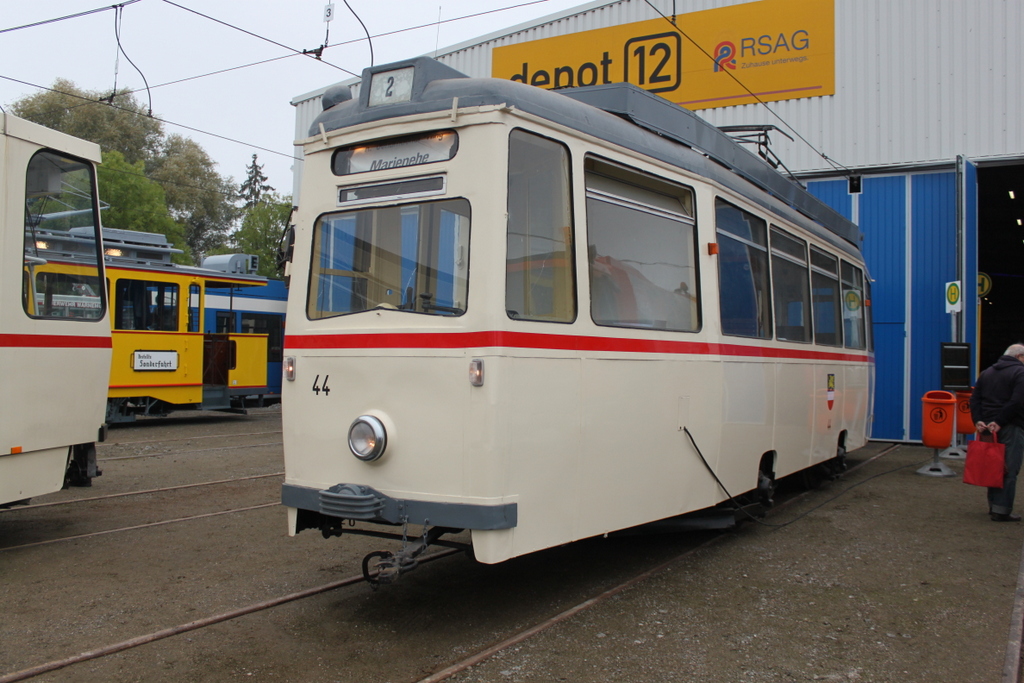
[312,374,331,396]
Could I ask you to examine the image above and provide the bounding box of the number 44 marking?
[312,374,331,396]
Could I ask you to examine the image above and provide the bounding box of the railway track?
[100,428,282,448]
[0,503,278,553]
[14,442,999,683]
[0,472,283,514]
[97,440,283,462]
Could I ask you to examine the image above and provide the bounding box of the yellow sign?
[491,0,835,110]
[945,280,962,313]
[979,272,992,298]
[844,290,861,312]
[946,282,960,304]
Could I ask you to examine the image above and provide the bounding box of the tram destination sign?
[132,350,178,371]
[491,0,834,110]
[333,131,458,176]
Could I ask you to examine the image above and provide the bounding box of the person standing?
[970,343,1024,522]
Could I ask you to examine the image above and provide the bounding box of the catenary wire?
[113,4,152,115]
[0,0,142,35]
[159,0,359,77]
[0,75,298,162]
[2,0,600,181]
[343,0,374,67]
[62,0,569,106]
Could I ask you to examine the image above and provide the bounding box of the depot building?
[292,0,1024,442]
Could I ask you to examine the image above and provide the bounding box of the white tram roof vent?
[202,253,259,275]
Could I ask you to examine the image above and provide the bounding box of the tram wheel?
[757,458,776,507]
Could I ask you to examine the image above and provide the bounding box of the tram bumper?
[281,483,517,531]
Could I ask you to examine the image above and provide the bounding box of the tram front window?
[308,198,470,319]
[22,150,104,320]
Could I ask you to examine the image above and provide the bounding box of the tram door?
[201,335,233,408]
[200,285,233,409]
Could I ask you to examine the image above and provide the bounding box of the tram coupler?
[361,525,456,588]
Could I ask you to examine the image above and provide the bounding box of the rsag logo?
[714,42,736,72]
[713,30,811,73]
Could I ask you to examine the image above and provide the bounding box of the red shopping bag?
[963,431,1006,488]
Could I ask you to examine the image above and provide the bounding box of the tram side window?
[308,198,470,319]
[810,247,842,346]
[715,199,771,338]
[586,158,699,332]
[188,284,201,332]
[242,312,284,363]
[770,228,811,342]
[22,150,105,320]
[506,130,575,322]
[842,261,867,349]
[114,280,179,331]
[217,311,236,333]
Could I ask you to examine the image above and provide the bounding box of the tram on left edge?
[1,114,111,505]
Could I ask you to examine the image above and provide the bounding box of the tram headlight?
[348,415,387,461]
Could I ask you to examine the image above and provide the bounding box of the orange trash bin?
[955,389,974,435]
[921,390,956,448]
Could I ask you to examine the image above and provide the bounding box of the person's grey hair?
[1005,343,1024,357]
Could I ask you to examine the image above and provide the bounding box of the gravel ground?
[445,443,1024,683]
[1,412,1021,683]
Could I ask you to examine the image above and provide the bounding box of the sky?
[0,0,592,199]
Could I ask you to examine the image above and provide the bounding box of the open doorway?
[978,162,1024,369]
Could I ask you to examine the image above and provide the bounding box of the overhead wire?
[113,3,152,115]
[1,0,580,174]
[0,74,300,164]
[642,0,853,178]
[0,0,142,35]
[343,0,374,67]
[158,0,360,78]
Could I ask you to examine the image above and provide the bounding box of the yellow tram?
[34,227,271,423]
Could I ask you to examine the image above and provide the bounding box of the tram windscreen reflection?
[308,198,470,319]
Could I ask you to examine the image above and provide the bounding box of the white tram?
[0,114,111,506]
[280,58,873,580]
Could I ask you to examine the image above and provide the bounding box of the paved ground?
[444,442,1024,683]
[2,414,1022,683]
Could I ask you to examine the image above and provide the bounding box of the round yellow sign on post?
[979,272,992,298]
[945,280,962,313]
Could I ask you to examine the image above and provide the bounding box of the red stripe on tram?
[0,333,112,349]
[284,331,870,363]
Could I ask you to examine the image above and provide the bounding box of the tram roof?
[310,57,863,255]
[33,226,267,288]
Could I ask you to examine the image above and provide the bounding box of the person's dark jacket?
[971,355,1024,428]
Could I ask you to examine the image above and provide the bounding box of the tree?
[148,134,239,262]
[96,151,192,264]
[239,154,273,209]
[233,191,293,278]
[9,79,163,165]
